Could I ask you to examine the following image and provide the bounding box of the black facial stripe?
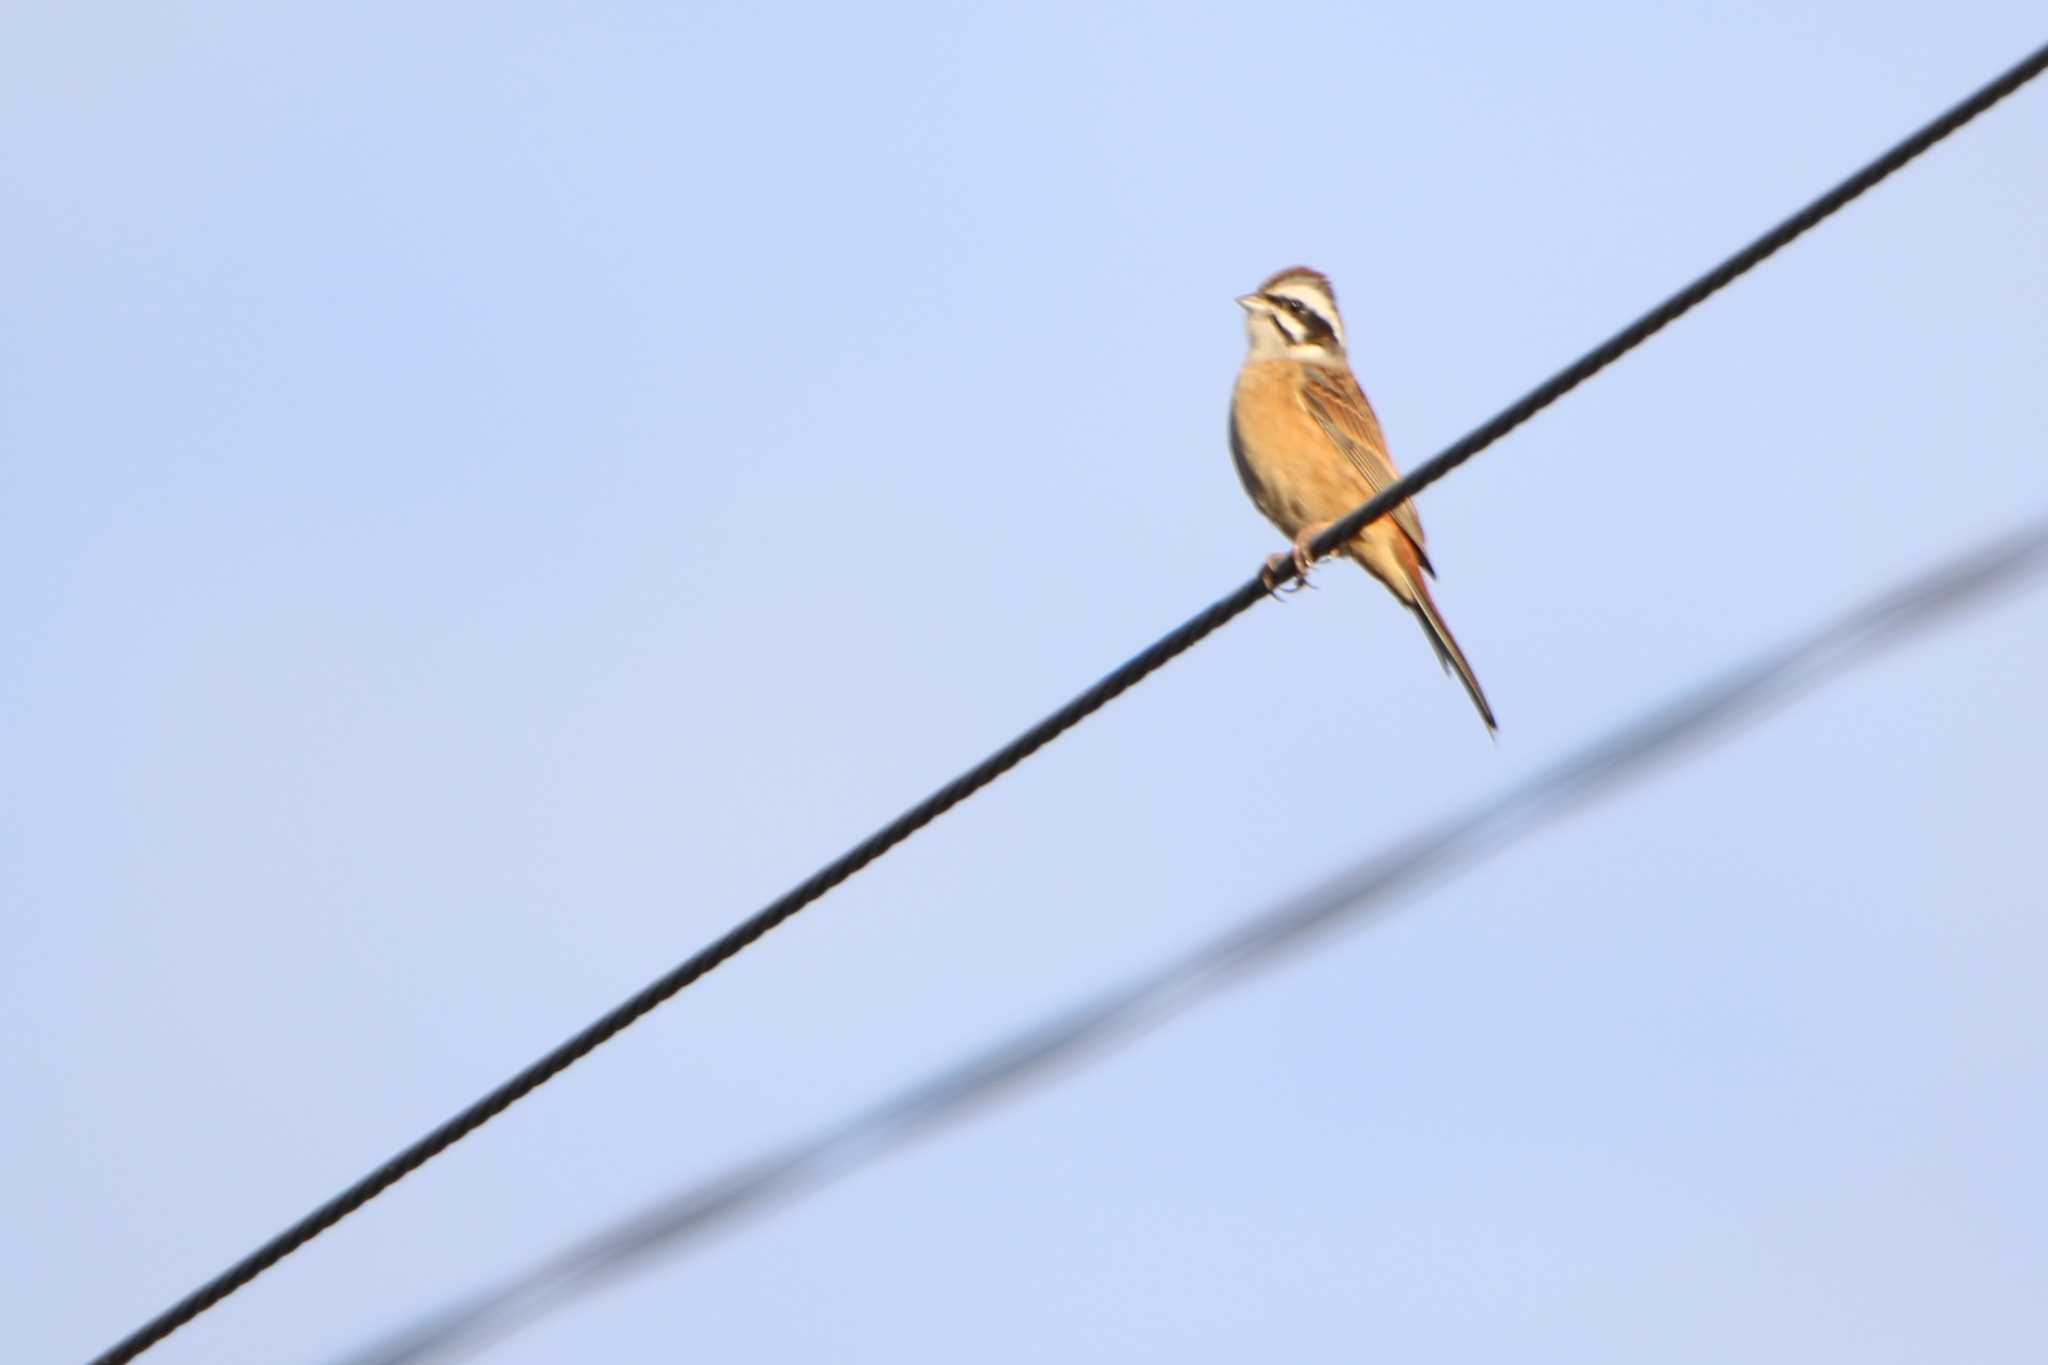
[1264,294,1335,344]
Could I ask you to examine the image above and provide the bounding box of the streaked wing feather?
[1299,369,1430,566]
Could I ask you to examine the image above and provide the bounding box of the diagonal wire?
[92,38,2048,1365]
[329,513,2048,1365]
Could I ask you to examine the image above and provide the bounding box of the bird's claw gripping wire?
[1260,553,1320,598]
[1260,552,1301,598]
[1261,525,1329,599]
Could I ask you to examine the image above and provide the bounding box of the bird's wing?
[1299,367,1431,570]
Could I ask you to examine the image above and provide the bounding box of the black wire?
[92,38,2048,1365]
[328,513,2048,1365]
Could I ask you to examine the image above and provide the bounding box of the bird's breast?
[1231,361,1372,534]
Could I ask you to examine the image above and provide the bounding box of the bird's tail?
[1406,576,1497,733]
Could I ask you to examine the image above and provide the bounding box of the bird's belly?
[1266,457,1372,530]
[1231,415,1368,538]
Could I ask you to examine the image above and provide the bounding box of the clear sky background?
[5,4,2046,1362]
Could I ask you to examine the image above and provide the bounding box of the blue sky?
[6,5,2046,1362]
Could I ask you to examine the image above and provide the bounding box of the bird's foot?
[1289,523,1332,582]
[1260,552,1299,599]
[1261,524,1332,599]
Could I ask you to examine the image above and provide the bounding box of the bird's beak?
[1235,294,1262,312]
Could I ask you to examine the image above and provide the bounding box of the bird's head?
[1236,266,1348,362]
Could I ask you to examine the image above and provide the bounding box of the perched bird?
[1229,266,1496,730]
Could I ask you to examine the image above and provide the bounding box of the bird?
[1229,266,1496,731]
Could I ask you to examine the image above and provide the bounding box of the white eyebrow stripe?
[1264,282,1345,347]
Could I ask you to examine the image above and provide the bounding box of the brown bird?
[1229,266,1496,731]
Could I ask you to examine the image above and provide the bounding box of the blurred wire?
[94,37,2048,1365]
[328,514,2048,1365]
